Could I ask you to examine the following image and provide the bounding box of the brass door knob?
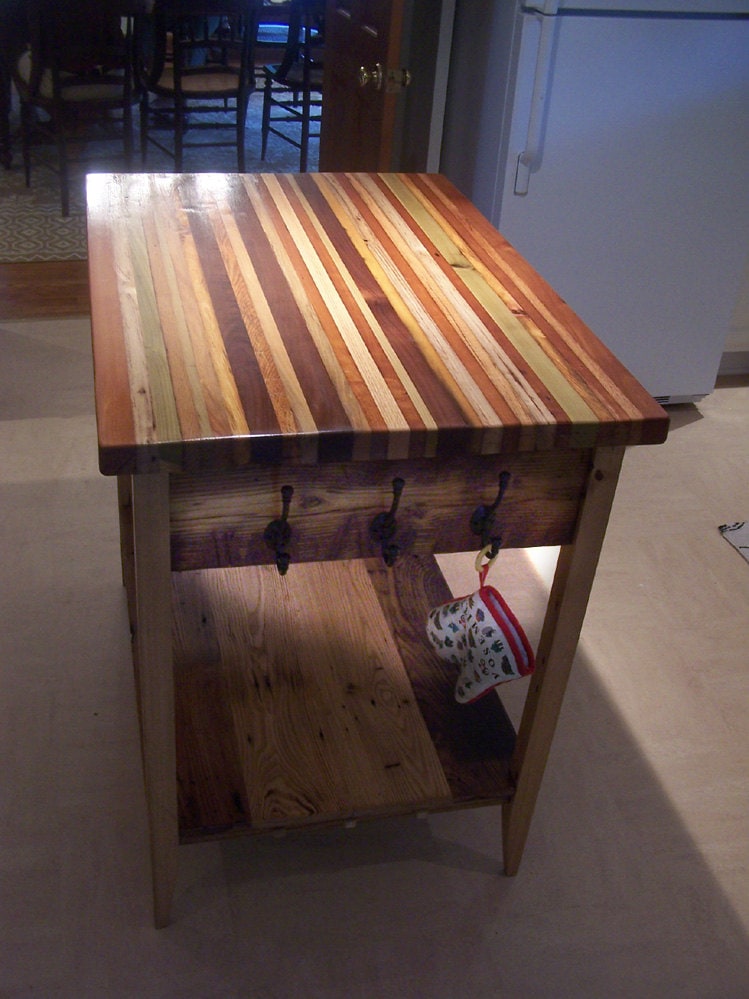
[358,63,384,90]
[386,68,412,92]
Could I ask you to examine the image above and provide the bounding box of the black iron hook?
[470,470,510,554]
[370,477,405,567]
[264,484,294,575]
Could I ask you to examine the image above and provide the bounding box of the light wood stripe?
[181,180,284,445]
[408,174,645,427]
[318,173,500,429]
[400,175,612,418]
[354,174,563,429]
[333,174,556,452]
[273,178,450,438]
[169,181,250,441]
[87,173,668,473]
[283,175,439,443]
[213,177,354,445]
[143,191,212,441]
[377,174,598,428]
[111,196,166,446]
[263,176,401,420]
[300,175,473,438]
[251,178,391,461]
[393,173,592,443]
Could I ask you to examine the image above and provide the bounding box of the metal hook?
[370,477,405,567]
[264,484,293,575]
[470,470,510,551]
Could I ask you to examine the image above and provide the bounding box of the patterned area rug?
[719,522,749,565]
[0,91,316,263]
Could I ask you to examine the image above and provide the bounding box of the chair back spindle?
[138,0,260,172]
[12,0,139,216]
[261,0,324,173]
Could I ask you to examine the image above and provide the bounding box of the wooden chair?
[11,0,138,216]
[137,0,259,172]
[254,1,293,77]
[260,0,324,172]
[0,0,29,169]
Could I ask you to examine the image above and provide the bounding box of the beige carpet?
[2,315,749,995]
[0,90,316,263]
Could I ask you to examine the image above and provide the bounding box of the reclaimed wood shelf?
[173,555,517,842]
[88,171,669,926]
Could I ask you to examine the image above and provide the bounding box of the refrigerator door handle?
[514,14,557,196]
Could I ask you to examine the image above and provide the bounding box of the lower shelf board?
[172,555,517,842]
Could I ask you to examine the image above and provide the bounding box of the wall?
[726,261,749,352]
[720,260,749,373]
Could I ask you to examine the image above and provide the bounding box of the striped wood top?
[87,172,668,474]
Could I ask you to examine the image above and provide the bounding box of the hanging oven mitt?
[425,549,535,704]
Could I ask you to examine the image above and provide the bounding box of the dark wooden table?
[87,171,669,927]
[0,0,27,167]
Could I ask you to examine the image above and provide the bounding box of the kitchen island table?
[87,171,668,926]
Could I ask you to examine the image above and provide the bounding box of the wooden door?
[319,0,407,171]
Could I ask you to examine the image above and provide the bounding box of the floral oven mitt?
[426,579,535,704]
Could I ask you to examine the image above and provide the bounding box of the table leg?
[1,74,11,169]
[502,446,625,875]
[130,472,178,927]
[117,475,136,632]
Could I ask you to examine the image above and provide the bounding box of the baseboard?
[719,351,749,376]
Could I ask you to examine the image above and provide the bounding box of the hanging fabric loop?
[475,542,500,585]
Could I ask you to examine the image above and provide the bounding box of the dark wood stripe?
[173,571,251,839]
[280,174,426,432]
[181,178,283,444]
[367,556,516,805]
[362,174,558,450]
[329,172,487,429]
[232,178,355,437]
[290,174,455,446]
[255,176,383,433]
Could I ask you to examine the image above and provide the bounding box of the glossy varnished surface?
[87,172,668,474]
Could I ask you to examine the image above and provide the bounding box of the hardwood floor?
[0,260,90,319]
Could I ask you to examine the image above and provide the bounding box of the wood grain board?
[89,173,671,920]
[168,449,590,570]
[87,172,669,476]
[173,556,516,839]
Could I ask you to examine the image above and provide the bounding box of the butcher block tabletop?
[86,172,668,474]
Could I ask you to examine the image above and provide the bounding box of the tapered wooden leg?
[117,475,135,629]
[130,472,177,927]
[502,446,625,875]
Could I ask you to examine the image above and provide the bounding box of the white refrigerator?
[441,0,749,403]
